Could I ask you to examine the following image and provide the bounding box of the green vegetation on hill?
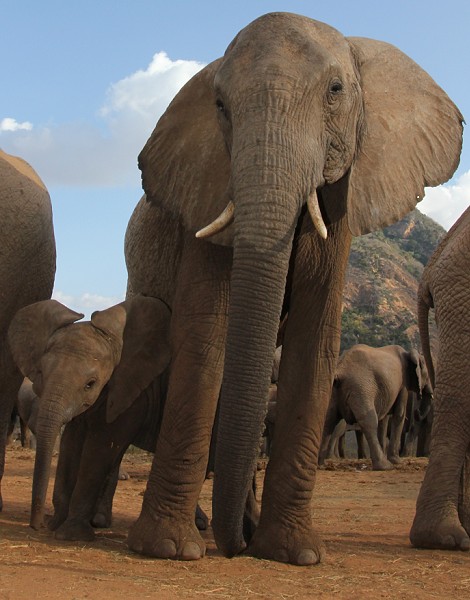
[340,209,445,353]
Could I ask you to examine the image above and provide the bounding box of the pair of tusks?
[195,190,328,240]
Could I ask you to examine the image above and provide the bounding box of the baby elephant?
[8,295,179,536]
[320,344,432,470]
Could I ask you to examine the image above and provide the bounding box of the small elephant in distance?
[320,344,433,470]
[8,295,172,531]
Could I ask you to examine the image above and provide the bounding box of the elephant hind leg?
[410,412,470,551]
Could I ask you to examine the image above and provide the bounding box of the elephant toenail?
[159,539,177,558]
[273,549,289,563]
[181,541,204,560]
[296,549,320,565]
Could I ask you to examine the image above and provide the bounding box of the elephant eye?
[329,80,343,95]
[84,379,96,391]
[216,99,227,116]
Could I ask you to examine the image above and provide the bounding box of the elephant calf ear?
[347,37,464,236]
[8,300,84,382]
[105,296,171,423]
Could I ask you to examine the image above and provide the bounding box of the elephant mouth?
[196,188,328,241]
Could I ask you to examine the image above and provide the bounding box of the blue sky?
[1,1,469,316]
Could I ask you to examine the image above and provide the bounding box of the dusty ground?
[0,447,469,600]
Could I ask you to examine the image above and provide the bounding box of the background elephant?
[122,12,462,564]
[410,205,470,552]
[0,150,56,512]
[8,295,170,530]
[320,344,432,470]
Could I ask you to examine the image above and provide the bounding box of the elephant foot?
[371,458,394,471]
[410,513,470,551]
[128,511,205,560]
[54,518,96,542]
[46,512,67,531]
[247,520,325,566]
[388,455,401,465]
[91,511,112,529]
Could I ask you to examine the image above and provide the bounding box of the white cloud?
[419,170,470,230]
[52,291,124,319]
[0,117,33,132]
[1,52,205,188]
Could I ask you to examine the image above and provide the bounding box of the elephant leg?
[91,463,121,529]
[337,432,346,458]
[355,429,367,459]
[358,410,393,471]
[128,236,230,561]
[377,416,389,453]
[0,363,22,511]
[55,398,147,541]
[318,406,342,466]
[248,220,350,565]
[410,377,470,550]
[387,390,407,464]
[458,447,470,535]
[49,417,87,531]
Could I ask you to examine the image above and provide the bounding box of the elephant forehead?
[45,323,113,361]
[221,13,353,78]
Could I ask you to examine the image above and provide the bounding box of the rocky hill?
[340,208,445,353]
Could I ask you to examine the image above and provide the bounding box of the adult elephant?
[123,13,462,565]
[0,150,56,511]
[410,206,470,551]
[320,345,433,470]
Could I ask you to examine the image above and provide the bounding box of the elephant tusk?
[195,201,235,239]
[307,190,328,240]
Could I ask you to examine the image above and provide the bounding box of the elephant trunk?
[212,151,306,555]
[30,395,68,530]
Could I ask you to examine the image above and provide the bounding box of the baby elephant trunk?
[30,399,67,530]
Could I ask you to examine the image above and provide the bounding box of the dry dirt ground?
[1,447,469,600]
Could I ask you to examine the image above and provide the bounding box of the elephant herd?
[0,12,468,565]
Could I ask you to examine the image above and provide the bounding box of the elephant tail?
[417,281,435,389]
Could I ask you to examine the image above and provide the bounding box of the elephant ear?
[8,300,84,382]
[137,59,233,246]
[346,37,463,235]
[105,295,171,423]
[90,303,128,366]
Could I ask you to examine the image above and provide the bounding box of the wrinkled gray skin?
[123,12,462,564]
[320,344,432,470]
[0,150,56,511]
[8,296,170,530]
[410,205,470,552]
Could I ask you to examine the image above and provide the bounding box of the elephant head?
[138,13,462,555]
[8,295,171,529]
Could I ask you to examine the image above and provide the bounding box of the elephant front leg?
[55,399,146,541]
[387,390,407,464]
[458,448,470,536]
[48,417,87,531]
[128,237,230,561]
[248,224,350,565]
